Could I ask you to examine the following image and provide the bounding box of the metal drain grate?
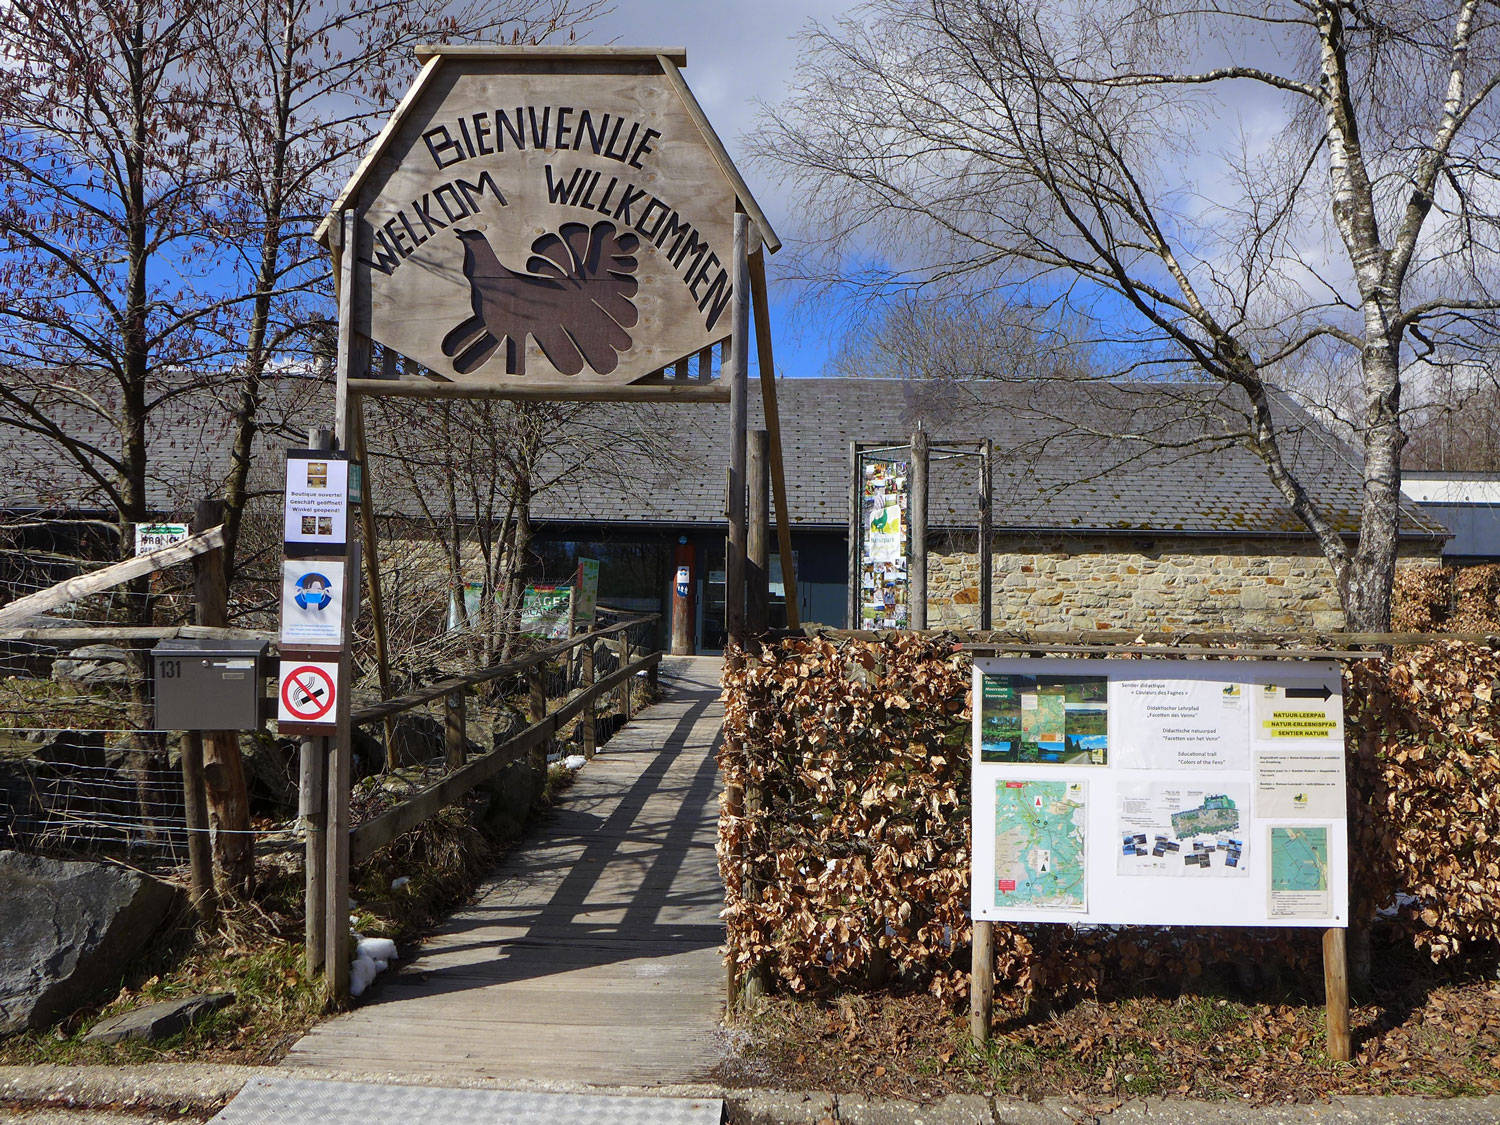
[212,1076,722,1125]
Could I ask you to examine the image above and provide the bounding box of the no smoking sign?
[277,659,339,731]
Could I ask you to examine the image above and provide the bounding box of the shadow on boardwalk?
[282,656,728,1086]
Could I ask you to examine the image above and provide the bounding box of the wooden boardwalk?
[282,656,727,1087]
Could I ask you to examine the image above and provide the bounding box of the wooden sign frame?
[307,46,802,1003]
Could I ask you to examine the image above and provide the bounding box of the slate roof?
[529,378,1445,539]
[0,373,1445,540]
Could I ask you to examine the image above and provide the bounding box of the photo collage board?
[971,657,1349,928]
[859,455,910,629]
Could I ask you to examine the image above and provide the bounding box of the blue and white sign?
[280,558,346,648]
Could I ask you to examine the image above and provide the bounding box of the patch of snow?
[349,956,379,997]
[563,754,586,770]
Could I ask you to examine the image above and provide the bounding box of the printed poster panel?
[1113,675,1249,770]
[279,559,347,648]
[859,456,909,628]
[979,673,1108,765]
[1117,782,1249,877]
[993,779,1087,912]
[283,454,349,550]
[1268,825,1332,919]
[520,584,574,639]
[971,657,1347,928]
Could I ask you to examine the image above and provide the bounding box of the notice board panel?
[971,657,1348,928]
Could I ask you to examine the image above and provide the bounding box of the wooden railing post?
[581,640,597,760]
[616,631,633,723]
[528,662,548,774]
[445,689,466,770]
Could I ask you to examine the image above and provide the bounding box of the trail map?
[994,780,1087,911]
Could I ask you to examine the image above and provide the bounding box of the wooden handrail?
[350,614,660,725]
[348,649,661,864]
[0,525,227,628]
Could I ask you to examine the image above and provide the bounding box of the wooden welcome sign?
[317,46,778,390]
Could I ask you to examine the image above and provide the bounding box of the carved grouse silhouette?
[440,221,640,377]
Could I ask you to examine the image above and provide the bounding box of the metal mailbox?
[152,638,269,731]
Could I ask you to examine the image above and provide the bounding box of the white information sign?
[277,659,340,729]
[972,657,1348,929]
[279,559,347,648]
[283,455,349,549]
[134,523,190,555]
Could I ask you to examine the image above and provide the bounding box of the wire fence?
[0,610,663,875]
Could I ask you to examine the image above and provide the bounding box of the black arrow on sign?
[1285,685,1333,701]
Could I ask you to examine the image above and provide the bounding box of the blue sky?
[580,0,859,379]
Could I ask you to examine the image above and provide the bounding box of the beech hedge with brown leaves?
[719,633,1500,1003]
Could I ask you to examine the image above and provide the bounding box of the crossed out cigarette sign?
[277,659,339,727]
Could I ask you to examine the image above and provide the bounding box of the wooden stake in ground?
[1324,926,1352,1062]
[178,731,213,922]
[970,918,995,1046]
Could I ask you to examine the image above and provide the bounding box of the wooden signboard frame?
[307,46,800,1003]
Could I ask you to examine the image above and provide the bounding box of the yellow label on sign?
[1262,710,1339,737]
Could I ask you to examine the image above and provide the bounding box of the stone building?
[534,377,1447,646]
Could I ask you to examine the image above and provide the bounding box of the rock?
[83,992,232,1045]
[33,731,107,772]
[238,733,298,815]
[387,714,444,768]
[51,645,136,686]
[351,726,385,779]
[0,851,182,1036]
[477,759,539,840]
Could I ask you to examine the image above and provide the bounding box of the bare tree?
[199,0,603,582]
[758,0,1500,632]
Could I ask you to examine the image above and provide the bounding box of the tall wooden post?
[178,731,213,922]
[324,206,364,1005]
[1324,927,1352,1061]
[300,735,326,974]
[192,498,253,898]
[671,542,695,655]
[910,428,930,630]
[847,442,860,630]
[979,438,993,632]
[725,214,750,651]
[747,429,770,639]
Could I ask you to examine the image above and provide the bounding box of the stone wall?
[927,534,1443,633]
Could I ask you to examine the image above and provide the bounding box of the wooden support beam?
[350,398,393,714]
[747,428,770,639]
[345,378,730,403]
[725,214,750,651]
[847,441,860,630]
[747,248,799,628]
